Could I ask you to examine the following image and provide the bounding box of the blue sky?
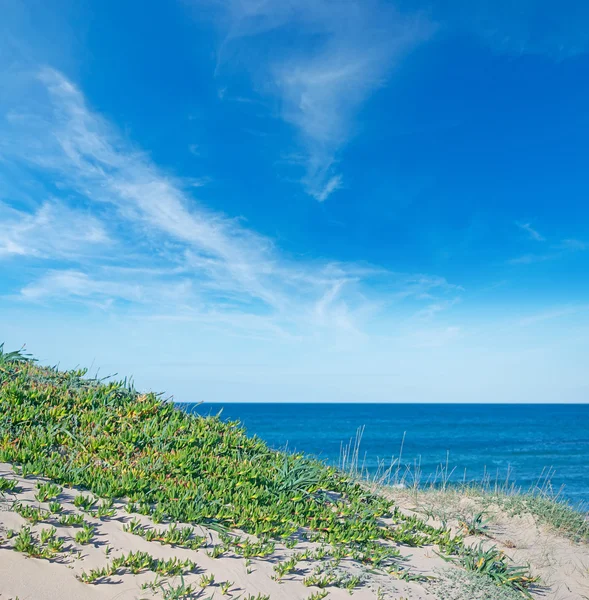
[1,0,588,402]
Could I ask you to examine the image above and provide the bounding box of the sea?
[180,403,589,507]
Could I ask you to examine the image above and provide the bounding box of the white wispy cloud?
[473,3,588,57]
[413,299,460,320]
[559,239,588,251]
[0,68,460,340]
[0,200,110,259]
[508,253,552,265]
[311,174,342,203]
[516,221,545,242]
[20,269,192,306]
[508,232,588,265]
[209,0,432,201]
[517,305,587,327]
[419,1,589,59]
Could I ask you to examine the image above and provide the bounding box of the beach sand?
[392,488,589,600]
[2,462,588,600]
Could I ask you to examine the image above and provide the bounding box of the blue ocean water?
[180,403,589,506]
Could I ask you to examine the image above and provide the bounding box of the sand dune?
[2,463,588,600]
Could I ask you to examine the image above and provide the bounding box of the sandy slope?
[1,463,587,600]
[0,464,443,600]
[391,489,589,600]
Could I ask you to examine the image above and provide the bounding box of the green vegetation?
[79,550,197,583]
[160,577,196,600]
[40,527,65,552]
[58,513,85,526]
[123,518,206,549]
[405,484,589,544]
[73,494,95,512]
[89,498,116,520]
[74,522,96,545]
[198,572,215,588]
[0,347,546,596]
[459,511,489,536]
[303,573,337,588]
[428,568,528,600]
[13,502,50,525]
[11,525,65,559]
[302,565,362,591]
[0,477,18,494]
[0,351,408,549]
[1,355,395,545]
[441,542,538,598]
[0,343,31,365]
[219,532,276,558]
[35,481,61,502]
[273,555,301,579]
[13,526,42,556]
[344,424,589,544]
[488,491,589,543]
